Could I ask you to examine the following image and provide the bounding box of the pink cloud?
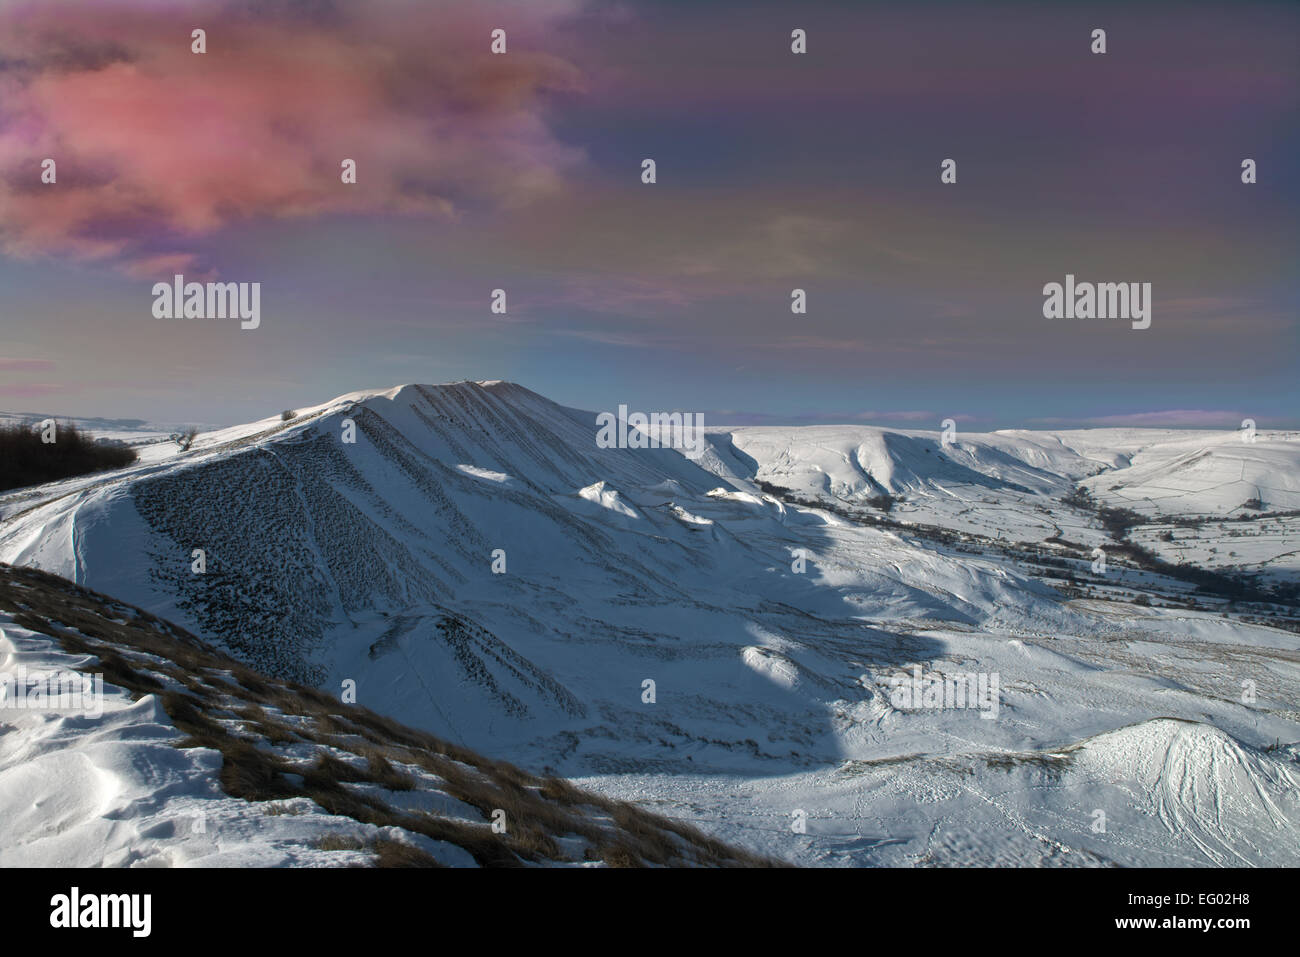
[121,252,205,280]
[0,0,587,274]
[0,357,56,371]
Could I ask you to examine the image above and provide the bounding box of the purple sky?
[0,0,1296,430]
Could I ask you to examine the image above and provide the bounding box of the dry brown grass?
[372,838,442,868]
[316,833,367,851]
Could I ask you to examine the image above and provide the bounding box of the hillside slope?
[0,562,777,867]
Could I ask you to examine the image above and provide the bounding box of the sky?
[0,0,1296,430]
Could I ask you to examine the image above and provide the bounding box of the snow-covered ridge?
[719,421,1300,580]
[723,422,1300,515]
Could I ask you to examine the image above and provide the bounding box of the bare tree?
[170,427,199,451]
[281,409,296,422]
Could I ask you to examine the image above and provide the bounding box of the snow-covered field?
[0,615,398,867]
[2,381,1296,866]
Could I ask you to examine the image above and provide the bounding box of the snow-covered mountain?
[726,422,1300,580]
[2,381,1297,866]
[0,382,1069,748]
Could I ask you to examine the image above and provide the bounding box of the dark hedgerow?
[0,421,138,492]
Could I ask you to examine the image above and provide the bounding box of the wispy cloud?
[549,327,659,348]
[0,357,56,372]
[1030,410,1249,428]
[0,381,65,398]
[703,408,974,427]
